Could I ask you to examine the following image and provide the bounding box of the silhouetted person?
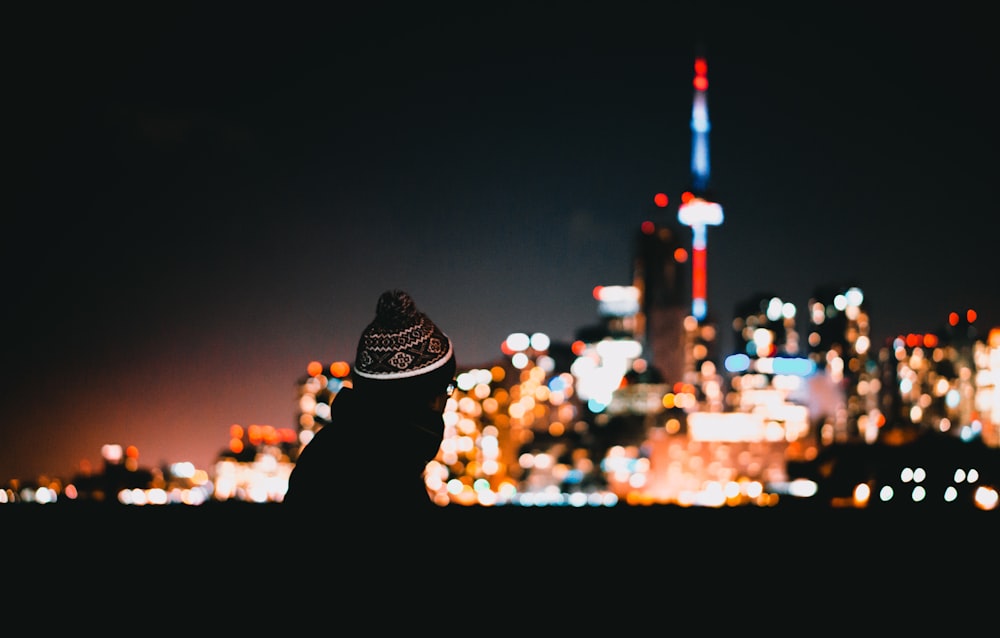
[284,289,457,513]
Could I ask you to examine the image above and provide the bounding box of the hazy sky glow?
[5,3,998,484]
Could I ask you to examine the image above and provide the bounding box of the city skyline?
[5,4,998,484]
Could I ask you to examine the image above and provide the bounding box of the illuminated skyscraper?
[677,56,723,322]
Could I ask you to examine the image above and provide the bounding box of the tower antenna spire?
[689,54,711,194]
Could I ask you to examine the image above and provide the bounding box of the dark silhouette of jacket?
[284,386,444,511]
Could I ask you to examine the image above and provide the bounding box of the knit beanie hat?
[353,290,454,380]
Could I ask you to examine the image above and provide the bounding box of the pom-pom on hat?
[354,290,454,380]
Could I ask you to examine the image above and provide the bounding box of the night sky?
[4,3,998,484]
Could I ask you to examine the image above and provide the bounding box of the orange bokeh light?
[329,361,350,378]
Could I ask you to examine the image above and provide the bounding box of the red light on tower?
[694,58,708,90]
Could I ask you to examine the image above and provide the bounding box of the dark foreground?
[5,498,997,552]
[6,500,997,621]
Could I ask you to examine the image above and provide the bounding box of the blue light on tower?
[690,57,711,193]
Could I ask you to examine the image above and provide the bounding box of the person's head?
[351,289,457,412]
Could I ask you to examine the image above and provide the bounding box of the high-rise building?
[633,214,689,386]
[805,283,875,444]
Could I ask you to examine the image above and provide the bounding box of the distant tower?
[677,56,723,322]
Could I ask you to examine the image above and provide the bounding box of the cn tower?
[677,56,723,321]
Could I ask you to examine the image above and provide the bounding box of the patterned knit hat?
[353,290,454,380]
